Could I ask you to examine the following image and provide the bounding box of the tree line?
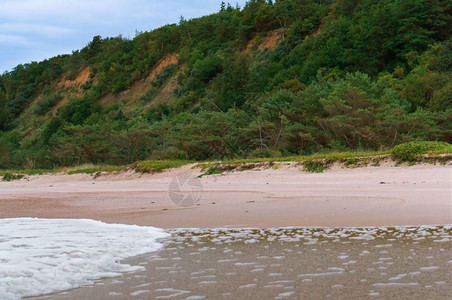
[0,0,451,169]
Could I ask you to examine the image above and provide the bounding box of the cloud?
[0,0,120,20]
[0,34,31,45]
[0,23,75,37]
[0,0,173,23]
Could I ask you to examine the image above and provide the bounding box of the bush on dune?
[391,141,452,162]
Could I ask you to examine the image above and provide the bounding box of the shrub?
[192,55,223,83]
[81,80,93,90]
[391,141,452,162]
[303,159,332,173]
[35,94,62,115]
[152,64,177,87]
[41,116,64,144]
[198,164,223,177]
[58,96,101,125]
[1,173,25,181]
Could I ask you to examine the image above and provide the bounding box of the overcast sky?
[0,0,247,73]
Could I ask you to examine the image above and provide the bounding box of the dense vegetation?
[0,0,451,169]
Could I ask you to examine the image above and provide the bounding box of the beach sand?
[0,164,451,227]
[2,164,451,299]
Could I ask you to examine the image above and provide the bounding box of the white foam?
[373,282,419,287]
[155,288,190,299]
[419,266,440,271]
[239,283,257,288]
[298,271,344,277]
[130,290,150,296]
[0,218,169,300]
[108,291,122,296]
[235,262,256,266]
[276,291,295,298]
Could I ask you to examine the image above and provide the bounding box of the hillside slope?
[0,0,451,169]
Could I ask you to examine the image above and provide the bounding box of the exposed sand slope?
[101,54,179,106]
[0,164,450,228]
[58,67,92,88]
[244,29,284,53]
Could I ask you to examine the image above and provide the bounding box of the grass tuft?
[198,164,223,177]
[303,159,332,173]
[64,164,126,175]
[133,160,189,173]
[1,172,25,181]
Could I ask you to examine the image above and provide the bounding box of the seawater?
[42,225,452,299]
[0,218,169,300]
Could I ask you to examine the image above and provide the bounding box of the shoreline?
[1,163,451,228]
[36,225,452,300]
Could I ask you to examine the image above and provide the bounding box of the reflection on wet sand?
[44,225,451,299]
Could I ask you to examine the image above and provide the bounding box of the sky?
[0,0,248,73]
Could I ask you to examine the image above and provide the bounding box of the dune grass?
[0,169,50,177]
[65,164,127,175]
[224,151,390,164]
[132,160,189,173]
[195,141,452,175]
[1,172,25,181]
[1,142,451,181]
[195,151,390,175]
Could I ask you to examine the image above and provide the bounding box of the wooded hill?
[0,0,451,169]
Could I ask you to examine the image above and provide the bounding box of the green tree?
[220,52,250,109]
[317,72,409,148]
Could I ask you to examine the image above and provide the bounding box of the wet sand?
[0,164,451,227]
[37,226,452,299]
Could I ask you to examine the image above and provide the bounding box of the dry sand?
[1,164,451,228]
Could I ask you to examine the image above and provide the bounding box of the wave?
[0,218,169,299]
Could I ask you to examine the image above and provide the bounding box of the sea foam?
[0,218,169,299]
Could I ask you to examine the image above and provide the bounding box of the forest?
[0,0,451,169]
